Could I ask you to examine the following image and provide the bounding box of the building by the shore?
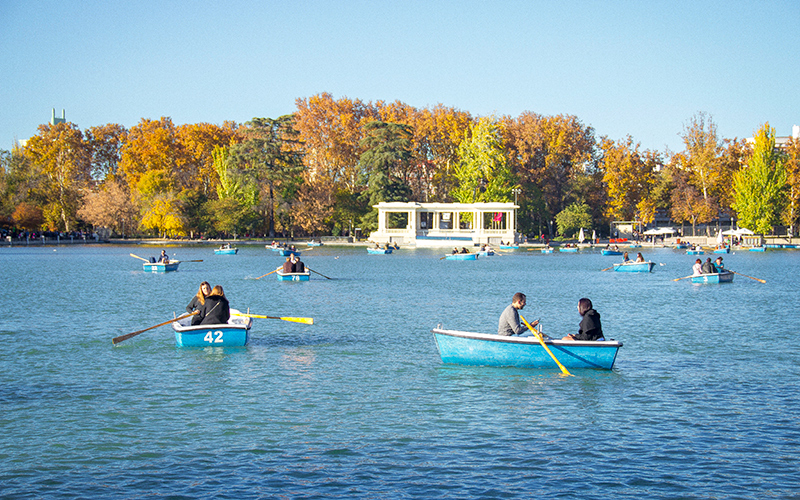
[368,201,519,247]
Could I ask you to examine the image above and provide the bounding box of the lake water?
[1,243,799,499]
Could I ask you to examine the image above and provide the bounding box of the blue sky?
[2,0,798,154]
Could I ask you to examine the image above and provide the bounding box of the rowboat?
[601,249,623,256]
[765,244,781,248]
[675,242,689,249]
[431,327,622,369]
[499,244,519,249]
[306,241,323,246]
[686,249,704,255]
[214,247,238,255]
[628,244,642,248]
[279,249,300,256]
[613,261,655,272]
[691,271,734,284]
[540,248,553,253]
[713,248,730,254]
[172,308,252,347]
[444,253,478,260]
[143,261,180,272]
[367,248,393,254]
[559,247,578,253]
[276,270,311,281]
[748,246,766,252]
[784,244,798,249]
[477,250,495,256]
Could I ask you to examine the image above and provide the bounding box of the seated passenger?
[635,252,645,263]
[692,259,702,276]
[562,298,604,341]
[282,256,294,273]
[195,285,230,326]
[700,257,716,274]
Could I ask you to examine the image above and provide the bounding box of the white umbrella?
[716,231,724,244]
[578,227,585,243]
[643,228,661,235]
[592,229,597,242]
[721,229,739,236]
[735,228,754,236]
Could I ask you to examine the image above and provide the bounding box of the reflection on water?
[1,244,799,498]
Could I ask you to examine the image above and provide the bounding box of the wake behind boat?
[431,327,622,369]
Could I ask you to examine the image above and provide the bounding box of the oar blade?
[281,316,314,325]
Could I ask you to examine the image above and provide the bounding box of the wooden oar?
[730,270,766,283]
[520,314,572,376]
[308,268,332,279]
[181,259,204,262]
[601,265,615,272]
[256,268,280,280]
[672,274,696,281]
[130,253,149,262]
[113,312,197,345]
[238,313,314,325]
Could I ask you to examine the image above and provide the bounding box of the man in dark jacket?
[700,258,716,274]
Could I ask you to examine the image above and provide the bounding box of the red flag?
[493,212,503,222]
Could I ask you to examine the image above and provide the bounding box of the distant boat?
[276,270,311,281]
[143,261,180,273]
[499,244,519,249]
[675,242,689,249]
[559,247,578,253]
[686,249,704,255]
[367,248,393,254]
[444,253,478,260]
[540,248,553,253]
[477,250,495,256]
[214,247,238,255]
[306,241,323,246]
[713,248,730,254]
[431,327,622,370]
[172,309,252,347]
[279,249,300,256]
[613,261,656,273]
[691,271,734,284]
[601,249,623,256]
[748,246,766,252]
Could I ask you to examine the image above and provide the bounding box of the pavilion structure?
[368,201,519,247]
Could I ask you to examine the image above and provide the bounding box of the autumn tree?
[781,137,800,233]
[600,136,659,224]
[206,146,258,237]
[668,157,713,236]
[732,123,787,234]
[23,122,91,231]
[78,180,139,236]
[85,123,127,181]
[12,202,44,231]
[177,121,238,195]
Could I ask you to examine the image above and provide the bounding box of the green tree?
[732,123,787,234]
[230,115,304,237]
[452,117,514,204]
[357,121,414,231]
[555,202,592,238]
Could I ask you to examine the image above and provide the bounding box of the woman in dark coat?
[563,298,604,341]
[186,281,211,314]
[192,285,230,325]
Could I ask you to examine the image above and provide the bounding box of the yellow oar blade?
[520,314,572,376]
[130,253,149,262]
[238,313,314,325]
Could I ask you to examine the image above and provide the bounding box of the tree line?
[1,93,797,239]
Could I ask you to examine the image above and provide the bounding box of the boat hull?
[367,248,392,254]
[477,250,495,256]
[143,262,180,273]
[613,261,656,272]
[686,250,704,255]
[601,250,623,256]
[713,248,730,254]
[499,245,519,249]
[691,271,734,284]
[214,248,238,255]
[279,249,300,256]
[172,310,252,347]
[559,248,578,253]
[445,253,478,260]
[276,270,311,281]
[432,328,622,370]
[749,247,766,252]
[540,248,553,253]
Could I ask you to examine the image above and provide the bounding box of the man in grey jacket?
[498,292,538,336]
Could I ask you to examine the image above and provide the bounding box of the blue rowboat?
[367,248,393,254]
[499,245,519,249]
[749,246,766,252]
[691,271,734,284]
[540,248,553,253]
[713,248,730,254]
[172,309,252,347]
[143,261,180,273]
[431,327,622,370]
[784,244,798,249]
[276,270,311,281]
[559,247,578,253]
[214,248,238,255]
[628,244,642,248]
[477,250,495,256]
[445,253,478,260]
[613,261,655,272]
[765,244,781,248]
[675,243,689,249]
[306,241,323,246]
[601,249,623,256]
[686,250,704,255]
[279,249,300,256]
